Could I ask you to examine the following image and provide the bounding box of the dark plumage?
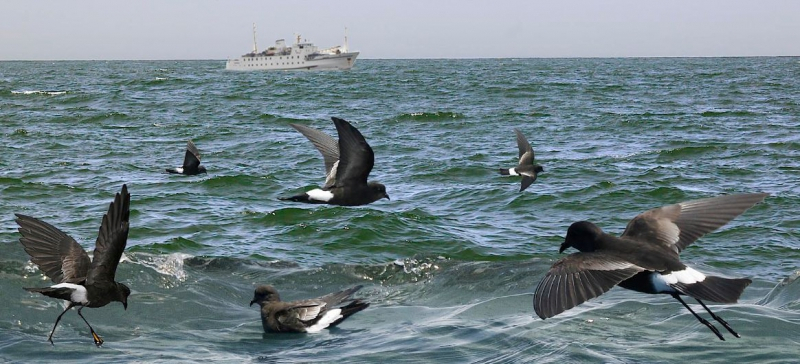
[280,117,389,206]
[249,285,369,333]
[533,193,768,340]
[498,128,543,192]
[166,140,207,175]
[17,184,132,347]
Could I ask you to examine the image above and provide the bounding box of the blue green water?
[0,58,799,362]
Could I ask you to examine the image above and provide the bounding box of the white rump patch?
[174,167,184,174]
[307,188,334,202]
[52,283,89,304]
[304,308,342,333]
[652,267,707,292]
[507,168,519,176]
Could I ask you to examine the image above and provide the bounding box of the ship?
[225,24,359,71]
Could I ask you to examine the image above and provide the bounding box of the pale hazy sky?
[2,0,798,60]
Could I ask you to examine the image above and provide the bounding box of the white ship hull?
[225,52,359,71]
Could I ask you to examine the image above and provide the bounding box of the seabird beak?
[123,301,128,310]
[249,300,256,307]
[558,240,569,253]
[384,193,391,200]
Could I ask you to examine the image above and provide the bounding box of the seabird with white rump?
[533,193,768,340]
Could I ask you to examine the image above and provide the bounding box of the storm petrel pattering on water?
[280,117,389,206]
[16,184,132,347]
[166,140,207,175]
[250,285,370,333]
[498,128,543,192]
[533,193,768,340]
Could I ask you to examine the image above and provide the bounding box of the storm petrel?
[17,184,132,346]
[533,193,768,340]
[280,117,389,206]
[166,140,207,175]
[499,128,543,192]
[250,285,370,333]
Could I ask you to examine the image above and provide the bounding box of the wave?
[10,90,69,96]
[700,110,761,117]
[656,144,725,160]
[395,111,466,121]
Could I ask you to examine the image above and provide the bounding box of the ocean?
[0,58,798,363]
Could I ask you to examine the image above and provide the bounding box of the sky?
[1,0,799,60]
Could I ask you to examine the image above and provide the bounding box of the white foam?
[305,308,342,333]
[130,252,192,282]
[12,90,67,96]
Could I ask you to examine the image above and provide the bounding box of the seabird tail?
[24,286,75,301]
[165,168,180,174]
[278,193,326,204]
[673,276,752,303]
[498,168,511,176]
[329,299,370,327]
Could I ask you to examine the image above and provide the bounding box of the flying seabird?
[533,193,768,340]
[280,117,389,206]
[166,140,207,175]
[250,285,370,333]
[17,184,132,346]
[498,128,543,192]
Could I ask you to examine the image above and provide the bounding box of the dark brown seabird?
[533,193,768,340]
[279,117,389,206]
[166,140,207,175]
[250,285,369,333]
[17,184,132,346]
[498,128,544,192]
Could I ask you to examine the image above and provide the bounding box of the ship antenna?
[252,23,258,53]
[344,27,349,53]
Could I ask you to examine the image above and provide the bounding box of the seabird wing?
[621,193,768,253]
[182,140,202,170]
[15,214,90,284]
[520,175,536,192]
[534,252,644,319]
[331,117,374,186]
[282,301,325,322]
[86,184,131,285]
[315,285,363,307]
[290,123,340,188]
[514,128,533,161]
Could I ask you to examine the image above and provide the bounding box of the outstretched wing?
[514,128,534,161]
[534,252,644,319]
[290,123,340,188]
[332,117,375,186]
[15,214,90,284]
[182,140,202,170]
[621,193,769,253]
[86,184,131,285]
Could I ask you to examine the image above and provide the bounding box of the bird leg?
[46,302,76,345]
[695,298,741,338]
[77,306,103,347]
[671,293,724,340]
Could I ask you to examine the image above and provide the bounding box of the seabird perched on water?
[17,184,132,347]
[166,140,207,175]
[250,285,370,333]
[498,128,543,192]
[280,117,389,206]
[533,193,768,340]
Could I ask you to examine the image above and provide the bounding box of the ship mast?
[252,23,258,53]
[343,27,349,53]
